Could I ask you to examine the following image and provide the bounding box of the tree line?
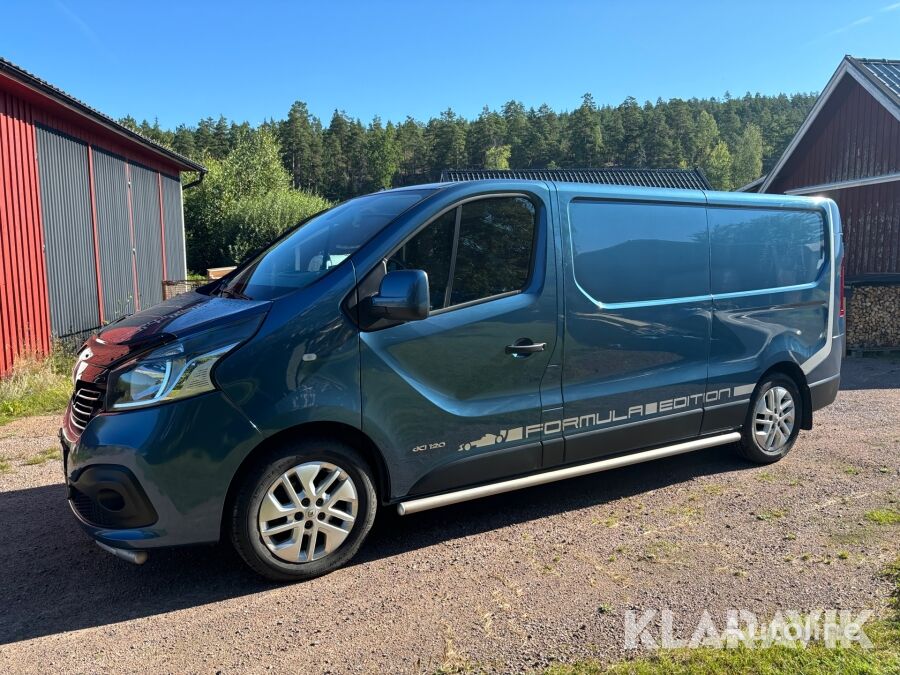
[121,91,816,271]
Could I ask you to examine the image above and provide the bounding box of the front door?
[558,190,712,462]
[360,190,558,499]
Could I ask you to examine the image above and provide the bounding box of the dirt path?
[0,358,898,674]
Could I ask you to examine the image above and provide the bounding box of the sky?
[2,1,899,129]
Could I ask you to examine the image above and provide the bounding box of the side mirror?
[366,270,429,322]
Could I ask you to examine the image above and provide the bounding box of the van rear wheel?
[230,439,377,581]
[738,374,802,464]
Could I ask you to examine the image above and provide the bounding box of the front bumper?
[62,390,261,550]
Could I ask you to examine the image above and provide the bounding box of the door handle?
[505,341,546,355]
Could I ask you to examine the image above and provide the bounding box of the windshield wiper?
[218,286,251,300]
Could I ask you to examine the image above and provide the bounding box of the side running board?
[397,432,741,515]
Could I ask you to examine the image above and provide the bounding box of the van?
[61,180,844,580]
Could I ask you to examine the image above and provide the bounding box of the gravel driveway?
[0,357,898,674]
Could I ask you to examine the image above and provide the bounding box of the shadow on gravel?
[0,444,752,645]
[839,356,900,391]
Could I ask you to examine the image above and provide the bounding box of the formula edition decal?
[452,384,756,453]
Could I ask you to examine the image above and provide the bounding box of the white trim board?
[785,172,900,195]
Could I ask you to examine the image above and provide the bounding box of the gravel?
[0,357,897,674]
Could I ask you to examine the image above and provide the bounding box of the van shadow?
[0,445,750,645]
[839,356,900,391]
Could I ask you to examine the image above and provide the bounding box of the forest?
[120,91,817,272]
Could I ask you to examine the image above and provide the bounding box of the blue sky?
[2,1,899,128]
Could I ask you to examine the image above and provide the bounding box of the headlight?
[107,342,238,410]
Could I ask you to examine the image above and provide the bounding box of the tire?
[230,438,377,582]
[738,373,803,464]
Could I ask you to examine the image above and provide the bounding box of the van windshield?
[218,189,434,300]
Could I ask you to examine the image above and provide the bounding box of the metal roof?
[850,57,900,107]
[0,56,206,173]
[441,167,712,190]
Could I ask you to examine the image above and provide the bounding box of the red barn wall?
[769,76,900,194]
[0,89,51,375]
[0,73,189,375]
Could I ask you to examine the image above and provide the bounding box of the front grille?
[70,383,104,431]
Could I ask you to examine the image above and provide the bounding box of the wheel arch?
[220,421,392,539]
[758,361,813,430]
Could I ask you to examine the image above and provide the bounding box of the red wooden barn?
[0,58,205,375]
[742,56,900,348]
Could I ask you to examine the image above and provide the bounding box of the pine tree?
[366,117,400,190]
[566,94,603,167]
[619,97,646,166]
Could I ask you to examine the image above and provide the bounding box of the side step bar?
[397,431,741,516]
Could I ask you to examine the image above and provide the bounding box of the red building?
[742,56,900,348]
[0,58,205,375]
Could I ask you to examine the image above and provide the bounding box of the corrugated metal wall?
[129,163,164,308]
[30,128,188,340]
[161,174,187,279]
[0,90,51,375]
[825,182,900,280]
[93,148,136,321]
[35,125,101,337]
[1,77,191,375]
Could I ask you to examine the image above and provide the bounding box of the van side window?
[709,208,826,294]
[568,200,709,304]
[450,197,536,306]
[388,196,537,311]
[388,208,456,310]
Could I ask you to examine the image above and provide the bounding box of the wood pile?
[846,285,900,348]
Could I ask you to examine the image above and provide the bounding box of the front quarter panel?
[214,262,362,438]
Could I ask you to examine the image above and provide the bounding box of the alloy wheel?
[753,386,796,453]
[257,461,358,563]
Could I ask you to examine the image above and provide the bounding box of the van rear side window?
[709,208,826,294]
[568,200,709,304]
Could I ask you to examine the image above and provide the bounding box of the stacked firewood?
[846,285,900,349]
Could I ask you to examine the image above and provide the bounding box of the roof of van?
[441,168,712,191]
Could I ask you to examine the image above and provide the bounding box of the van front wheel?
[738,374,802,464]
[230,439,377,581]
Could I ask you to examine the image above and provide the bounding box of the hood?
[78,291,271,374]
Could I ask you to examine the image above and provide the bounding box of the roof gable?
[0,56,205,174]
[761,56,900,193]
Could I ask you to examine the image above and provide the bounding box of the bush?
[224,189,331,263]
[184,127,332,271]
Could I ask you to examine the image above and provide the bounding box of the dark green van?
[62,180,844,580]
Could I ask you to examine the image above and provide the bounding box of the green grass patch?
[755,509,788,521]
[865,509,900,525]
[0,350,72,425]
[23,447,62,466]
[544,559,900,675]
[0,458,11,474]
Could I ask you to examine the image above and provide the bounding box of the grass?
[0,349,72,425]
[544,559,900,675]
[23,447,61,466]
[0,458,11,474]
[865,509,900,525]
